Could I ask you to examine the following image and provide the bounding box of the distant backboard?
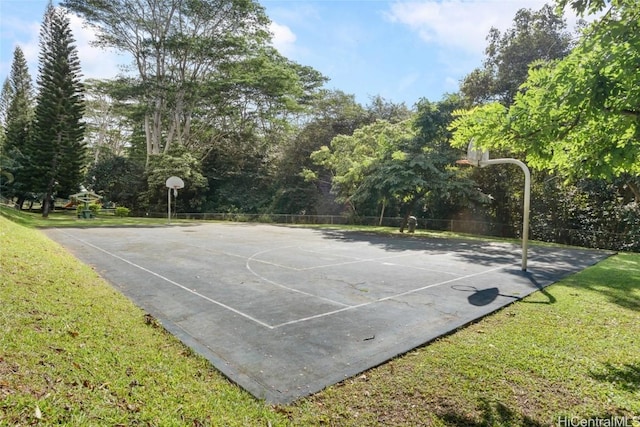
[165,176,185,189]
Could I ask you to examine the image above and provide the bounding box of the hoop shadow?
[452,285,519,306]
[452,273,557,307]
[522,271,557,304]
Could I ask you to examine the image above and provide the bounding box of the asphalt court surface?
[44,223,612,403]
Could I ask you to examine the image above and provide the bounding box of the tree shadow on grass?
[437,399,545,427]
[590,362,640,393]
[564,255,640,312]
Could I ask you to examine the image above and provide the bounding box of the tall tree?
[460,4,573,106]
[62,0,323,165]
[29,3,86,217]
[457,4,575,236]
[2,47,34,207]
[451,0,640,191]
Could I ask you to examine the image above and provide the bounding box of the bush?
[88,204,100,216]
[115,207,130,217]
[257,214,273,223]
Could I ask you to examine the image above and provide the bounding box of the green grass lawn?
[1,209,639,426]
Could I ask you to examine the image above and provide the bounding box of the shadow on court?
[45,223,612,404]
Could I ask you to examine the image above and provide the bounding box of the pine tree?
[2,47,34,207]
[0,79,13,132]
[29,2,86,217]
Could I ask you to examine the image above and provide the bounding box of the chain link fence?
[141,211,638,252]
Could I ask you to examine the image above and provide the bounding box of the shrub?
[88,204,101,216]
[75,203,100,218]
[115,207,130,217]
[257,214,273,223]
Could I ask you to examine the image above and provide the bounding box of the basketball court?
[44,223,611,404]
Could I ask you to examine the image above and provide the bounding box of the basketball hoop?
[166,176,185,190]
[165,176,185,224]
[466,139,489,167]
[459,140,531,271]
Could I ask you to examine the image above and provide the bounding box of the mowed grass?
[0,205,180,228]
[1,209,639,426]
[0,214,285,426]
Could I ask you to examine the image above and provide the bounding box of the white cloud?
[1,10,127,83]
[0,16,40,79]
[68,14,129,80]
[386,0,549,55]
[269,21,297,56]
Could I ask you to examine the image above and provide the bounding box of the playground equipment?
[70,187,102,219]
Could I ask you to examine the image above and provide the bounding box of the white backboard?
[165,176,185,189]
[467,140,489,166]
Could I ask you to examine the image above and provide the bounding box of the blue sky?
[1,0,583,108]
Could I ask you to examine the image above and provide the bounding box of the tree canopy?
[308,98,474,228]
[62,0,326,163]
[450,0,640,192]
[460,4,573,106]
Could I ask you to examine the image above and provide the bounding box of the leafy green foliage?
[451,0,640,182]
[310,98,475,225]
[115,206,130,217]
[530,174,640,251]
[460,4,572,106]
[87,154,145,210]
[142,145,208,213]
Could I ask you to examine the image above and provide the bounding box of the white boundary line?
[245,247,351,307]
[166,240,352,307]
[270,264,507,328]
[53,229,276,329]
[292,248,463,276]
[52,228,510,331]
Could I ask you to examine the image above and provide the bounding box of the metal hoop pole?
[167,187,171,225]
[480,158,531,271]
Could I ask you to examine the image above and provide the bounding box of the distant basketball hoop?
[165,176,185,224]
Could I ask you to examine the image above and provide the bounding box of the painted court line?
[54,229,276,329]
[54,229,511,331]
[245,247,351,308]
[282,248,462,276]
[160,240,353,308]
[270,264,508,329]
[295,248,464,276]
